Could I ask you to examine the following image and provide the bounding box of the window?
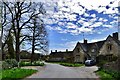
[107,44,112,51]
[91,49,95,52]
[77,48,80,53]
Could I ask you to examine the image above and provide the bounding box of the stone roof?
[50,51,73,57]
[78,40,105,53]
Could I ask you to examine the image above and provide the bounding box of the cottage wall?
[87,44,99,61]
[73,43,85,63]
[99,37,119,56]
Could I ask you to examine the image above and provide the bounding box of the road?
[26,63,99,79]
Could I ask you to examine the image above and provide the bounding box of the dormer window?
[107,44,112,51]
[91,49,95,52]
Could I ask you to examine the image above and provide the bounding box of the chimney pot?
[113,32,118,40]
[66,49,68,52]
[55,50,57,52]
[84,39,87,44]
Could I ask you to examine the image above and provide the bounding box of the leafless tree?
[2,1,46,61]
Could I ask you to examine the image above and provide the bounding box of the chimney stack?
[66,49,68,52]
[55,50,57,52]
[84,39,87,44]
[118,32,120,41]
[51,50,52,53]
[113,32,118,40]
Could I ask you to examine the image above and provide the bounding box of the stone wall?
[73,43,85,63]
[103,58,120,72]
[99,36,119,56]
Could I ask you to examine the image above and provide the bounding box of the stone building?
[49,32,120,63]
[48,49,73,62]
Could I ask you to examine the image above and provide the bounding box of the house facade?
[48,32,120,63]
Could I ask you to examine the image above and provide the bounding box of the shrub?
[2,59,18,70]
[20,61,44,66]
[2,61,12,70]
[5,59,18,67]
[97,60,107,67]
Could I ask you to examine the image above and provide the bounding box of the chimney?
[118,32,120,41]
[113,32,118,40]
[55,50,57,52]
[84,39,87,44]
[51,50,52,53]
[66,49,68,52]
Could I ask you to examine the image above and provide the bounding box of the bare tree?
[2,1,46,61]
[25,15,48,62]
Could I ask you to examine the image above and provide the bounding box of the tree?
[2,1,46,61]
[26,15,48,62]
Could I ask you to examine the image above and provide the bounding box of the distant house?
[49,32,120,63]
[48,49,73,62]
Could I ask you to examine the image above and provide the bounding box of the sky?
[24,0,120,54]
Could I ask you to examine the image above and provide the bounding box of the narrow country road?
[26,63,99,79]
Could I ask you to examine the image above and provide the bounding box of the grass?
[0,68,37,80]
[20,61,44,66]
[46,61,84,67]
[60,63,84,67]
[96,68,120,80]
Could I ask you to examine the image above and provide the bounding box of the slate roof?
[50,51,73,57]
[78,40,105,53]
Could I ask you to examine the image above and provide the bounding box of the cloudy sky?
[38,0,119,53]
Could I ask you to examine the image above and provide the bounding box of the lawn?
[0,68,37,80]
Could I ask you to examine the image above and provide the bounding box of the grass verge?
[60,63,84,67]
[0,68,37,80]
[96,68,120,80]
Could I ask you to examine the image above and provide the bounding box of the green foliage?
[1,68,37,80]
[97,60,107,67]
[20,61,44,66]
[5,59,18,67]
[60,63,84,67]
[2,59,18,70]
[96,69,120,80]
[2,61,12,70]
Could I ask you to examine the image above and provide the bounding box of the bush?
[97,60,107,67]
[2,59,18,70]
[5,59,18,67]
[20,61,44,66]
[2,61,12,70]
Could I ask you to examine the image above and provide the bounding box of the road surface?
[26,63,99,79]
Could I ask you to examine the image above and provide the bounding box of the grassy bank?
[46,61,84,67]
[96,69,120,80]
[0,68,37,80]
[60,63,84,67]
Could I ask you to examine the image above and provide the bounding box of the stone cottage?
[49,32,120,63]
[48,49,73,62]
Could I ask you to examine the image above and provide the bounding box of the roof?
[50,51,73,57]
[78,40,105,53]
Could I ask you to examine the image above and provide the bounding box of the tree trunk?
[31,21,36,62]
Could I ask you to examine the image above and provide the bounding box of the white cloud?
[91,14,96,17]
[66,23,78,29]
[89,38,106,43]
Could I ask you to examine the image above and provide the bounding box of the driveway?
[26,63,99,79]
